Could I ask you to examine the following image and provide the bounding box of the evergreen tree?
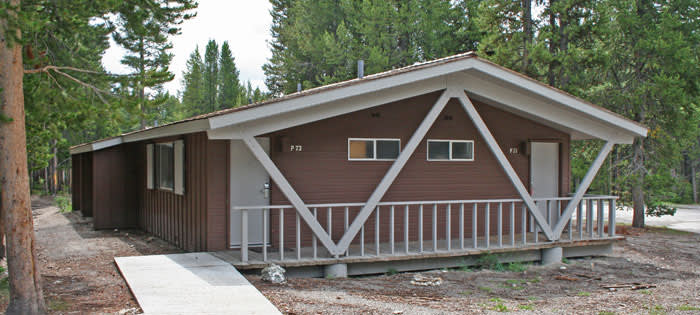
[111,0,197,129]
[263,0,476,96]
[203,39,219,112]
[218,41,242,109]
[181,46,206,115]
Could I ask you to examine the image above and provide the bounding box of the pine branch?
[24,65,112,104]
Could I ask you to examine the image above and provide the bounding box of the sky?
[101,1,273,95]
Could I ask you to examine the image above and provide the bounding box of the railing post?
[609,199,616,237]
[446,204,451,251]
[432,203,438,251]
[472,203,478,248]
[485,203,490,248]
[312,208,317,259]
[522,204,527,245]
[390,205,395,255]
[375,206,381,256]
[263,208,268,262]
[296,213,301,260]
[586,199,594,238]
[279,209,284,261]
[419,204,424,253]
[497,203,503,248]
[510,202,515,247]
[597,199,604,238]
[241,209,248,263]
[404,205,410,254]
[577,202,583,240]
[344,207,350,256]
[459,203,465,250]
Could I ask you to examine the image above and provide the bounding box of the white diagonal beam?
[456,91,556,240]
[552,141,614,238]
[335,89,453,253]
[242,136,339,254]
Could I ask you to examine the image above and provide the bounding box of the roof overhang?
[70,53,647,155]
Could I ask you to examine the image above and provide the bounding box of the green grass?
[561,257,570,264]
[677,304,700,311]
[647,304,666,315]
[648,226,692,235]
[518,304,534,311]
[48,299,69,311]
[55,195,72,213]
[460,290,472,296]
[598,311,616,315]
[386,268,398,276]
[577,291,591,297]
[505,262,529,272]
[492,303,508,312]
[638,289,652,295]
[479,286,493,293]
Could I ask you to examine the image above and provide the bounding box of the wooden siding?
[71,153,82,212]
[91,144,139,229]
[267,92,571,248]
[80,152,93,217]
[137,132,229,252]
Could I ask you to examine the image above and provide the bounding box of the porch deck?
[213,232,622,270]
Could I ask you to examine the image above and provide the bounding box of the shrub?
[55,195,72,213]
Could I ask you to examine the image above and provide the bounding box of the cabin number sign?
[290,145,303,152]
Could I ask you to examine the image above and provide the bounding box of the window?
[348,138,401,160]
[427,140,474,161]
[157,143,174,190]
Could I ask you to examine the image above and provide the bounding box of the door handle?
[262,183,270,199]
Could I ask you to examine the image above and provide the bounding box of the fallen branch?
[601,283,656,290]
[554,275,579,281]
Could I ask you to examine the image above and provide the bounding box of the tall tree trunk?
[547,0,558,86]
[139,38,146,130]
[692,163,697,203]
[50,140,57,194]
[521,0,533,74]
[0,0,48,313]
[631,136,645,228]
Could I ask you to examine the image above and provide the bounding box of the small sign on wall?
[290,145,303,152]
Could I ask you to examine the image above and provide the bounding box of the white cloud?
[102,1,273,95]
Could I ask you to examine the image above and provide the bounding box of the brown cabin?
[70,52,647,277]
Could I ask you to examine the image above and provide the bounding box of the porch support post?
[242,136,339,255]
[336,89,453,254]
[552,141,614,238]
[455,91,555,240]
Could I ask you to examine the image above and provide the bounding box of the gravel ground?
[2,196,699,314]
[250,227,700,314]
[1,196,183,314]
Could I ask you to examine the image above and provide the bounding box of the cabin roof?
[70,52,647,154]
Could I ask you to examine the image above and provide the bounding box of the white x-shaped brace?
[242,88,615,256]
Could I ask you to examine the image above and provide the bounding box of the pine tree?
[111,0,197,129]
[181,46,206,115]
[218,41,242,109]
[203,39,219,112]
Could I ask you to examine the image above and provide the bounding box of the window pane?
[452,141,473,160]
[376,140,400,159]
[349,140,374,159]
[158,144,174,189]
[428,141,449,160]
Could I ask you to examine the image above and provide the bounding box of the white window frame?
[347,138,401,161]
[156,142,175,191]
[427,139,474,161]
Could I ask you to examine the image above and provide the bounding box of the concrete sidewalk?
[115,252,281,315]
[616,205,700,234]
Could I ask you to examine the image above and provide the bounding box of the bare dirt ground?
[0,196,183,314]
[2,196,699,314]
[251,227,700,314]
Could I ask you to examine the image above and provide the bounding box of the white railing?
[231,195,618,264]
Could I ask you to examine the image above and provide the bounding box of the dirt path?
[26,196,182,313]
[3,197,700,314]
[251,227,700,314]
